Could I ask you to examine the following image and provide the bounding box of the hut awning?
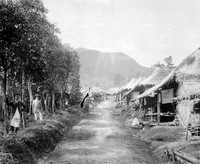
[134,71,175,100]
[140,67,171,86]
[115,78,136,95]
[122,77,143,98]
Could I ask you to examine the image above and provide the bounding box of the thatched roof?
[136,47,200,100]
[136,71,175,99]
[91,86,105,94]
[106,87,119,95]
[80,85,105,96]
[140,67,170,86]
[116,78,136,94]
[123,77,144,98]
[174,48,200,81]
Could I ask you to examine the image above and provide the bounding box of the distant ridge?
[76,48,152,90]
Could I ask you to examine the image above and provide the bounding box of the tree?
[0,0,28,128]
[0,0,82,131]
[152,62,165,68]
[164,56,175,69]
[152,56,175,71]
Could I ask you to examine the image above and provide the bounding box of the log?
[174,150,200,164]
[171,148,175,162]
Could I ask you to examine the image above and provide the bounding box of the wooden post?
[139,98,143,111]
[22,111,25,128]
[185,113,191,141]
[119,93,122,105]
[157,91,161,124]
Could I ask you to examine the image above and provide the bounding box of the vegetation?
[0,0,81,132]
[0,106,88,164]
[152,56,175,70]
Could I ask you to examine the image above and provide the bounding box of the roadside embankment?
[0,106,89,164]
[112,105,188,163]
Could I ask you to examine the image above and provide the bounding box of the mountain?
[76,48,152,90]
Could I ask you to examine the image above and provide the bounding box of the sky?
[42,0,200,67]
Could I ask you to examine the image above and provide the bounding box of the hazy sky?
[43,0,200,67]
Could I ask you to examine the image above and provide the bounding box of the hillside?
[76,48,152,90]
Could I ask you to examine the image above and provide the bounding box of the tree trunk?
[27,77,33,114]
[47,94,51,112]
[2,69,8,133]
[10,67,15,101]
[0,84,3,121]
[60,91,65,109]
[21,68,25,103]
[43,94,47,112]
[52,93,55,112]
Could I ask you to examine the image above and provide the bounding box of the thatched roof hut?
[116,78,136,94]
[140,67,171,88]
[136,48,200,127]
[115,78,140,105]
[122,77,144,98]
[137,48,200,100]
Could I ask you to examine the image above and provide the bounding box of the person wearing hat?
[32,94,43,121]
[6,94,26,133]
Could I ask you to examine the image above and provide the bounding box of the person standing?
[6,94,26,133]
[32,94,43,121]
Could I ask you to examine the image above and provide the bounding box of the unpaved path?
[39,100,158,164]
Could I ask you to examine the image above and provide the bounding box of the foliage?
[0,0,81,124]
[0,106,86,164]
[152,56,175,70]
[164,56,175,69]
[152,62,165,68]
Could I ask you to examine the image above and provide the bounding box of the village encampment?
[119,67,171,111]
[133,48,200,132]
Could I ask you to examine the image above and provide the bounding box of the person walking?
[32,94,43,121]
[6,94,26,133]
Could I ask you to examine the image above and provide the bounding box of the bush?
[0,106,88,164]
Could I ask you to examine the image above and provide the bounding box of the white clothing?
[32,99,42,113]
[32,99,43,121]
[10,108,21,127]
[34,112,43,121]
[131,118,140,127]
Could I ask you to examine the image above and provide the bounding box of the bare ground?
[38,100,159,164]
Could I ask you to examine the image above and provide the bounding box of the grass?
[143,126,185,142]
[0,106,88,164]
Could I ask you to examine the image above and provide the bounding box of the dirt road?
[39,100,158,164]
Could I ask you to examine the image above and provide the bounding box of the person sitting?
[131,114,140,127]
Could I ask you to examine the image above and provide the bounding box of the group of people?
[7,94,43,133]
